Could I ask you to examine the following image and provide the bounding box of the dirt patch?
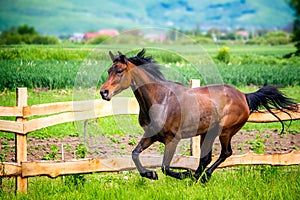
[1,130,299,162]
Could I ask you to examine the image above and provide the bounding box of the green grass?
[1,166,299,199]
[0,45,299,90]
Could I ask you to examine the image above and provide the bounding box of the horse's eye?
[117,68,124,74]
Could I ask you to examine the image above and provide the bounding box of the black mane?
[127,49,166,81]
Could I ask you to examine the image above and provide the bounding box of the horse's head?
[100,51,134,101]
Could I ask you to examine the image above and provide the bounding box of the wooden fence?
[1,85,300,193]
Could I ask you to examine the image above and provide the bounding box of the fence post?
[190,80,201,157]
[15,88,28,193]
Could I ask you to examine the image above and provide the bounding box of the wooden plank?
[21,155,195,178]
[21,151,300,178]
[0,120,24,134]
[23,98,139,118]
[15,87,28,192]
[0,162,22,177]
[248,104,300,122]
[23,100,104,117]
[24,112,76,133]
[22,159,102,178]
[23,98,140,133]
[190,79,201,157]
[0,106,23,117]
[217,150,300,168]
[23,102,73,117]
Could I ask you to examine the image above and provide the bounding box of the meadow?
[0,44,300,199]
[0,44,299,91]
[1,166,299,200]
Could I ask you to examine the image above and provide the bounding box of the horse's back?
[191,84,250,129]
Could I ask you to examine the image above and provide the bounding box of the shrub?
[86,35,110,44]
[246,37,267,45]
[32,35,59,44]
[0,25,59,45]
[195,36,214,44]
[216,46,230,63]
[246,31,291,45]
[4,34,22,45]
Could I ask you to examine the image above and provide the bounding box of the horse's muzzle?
[100,90,111,101]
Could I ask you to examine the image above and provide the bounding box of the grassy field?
[1,166,299,200]
[0,44,300,199]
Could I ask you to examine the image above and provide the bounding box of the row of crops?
[0,45,299,91]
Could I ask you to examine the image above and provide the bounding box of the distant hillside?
[0,0,294,35]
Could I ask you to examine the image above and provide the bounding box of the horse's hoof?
[180,170,192,179]
[140,171,158,180]
[200,172,211,183]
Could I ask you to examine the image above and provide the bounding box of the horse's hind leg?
[200,132,233,183]
[132,136,158,180]
[194,132,217,180]
[161,138,191,179]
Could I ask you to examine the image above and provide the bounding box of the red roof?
[98,29,119,36]
[83,29,119,40]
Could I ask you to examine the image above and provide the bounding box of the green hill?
[0,0,294,35]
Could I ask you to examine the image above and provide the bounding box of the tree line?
[0,25,59,45]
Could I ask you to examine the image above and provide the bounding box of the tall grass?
[0,45,299,90]
[1,166,299,200]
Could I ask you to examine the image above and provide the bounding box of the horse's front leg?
[132,137,158,180]
[161,138,191,180]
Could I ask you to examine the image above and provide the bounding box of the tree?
[289,0,300,56]
[17,24,37,35]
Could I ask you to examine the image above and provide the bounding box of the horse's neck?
[131,69,167,112]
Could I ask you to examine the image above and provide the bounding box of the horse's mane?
[127,49,166,81]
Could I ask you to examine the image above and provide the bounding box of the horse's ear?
[118,51,128,64]
[120,55,128,64]
[109,51,115,61]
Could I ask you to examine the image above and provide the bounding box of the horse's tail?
[245,86,297,134]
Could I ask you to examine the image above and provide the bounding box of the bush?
[216,46,230,63]
[0,25,59,45]
[32,35,59,44]
[246,31,291,45]
[246,37,267,45]
[3,34,22,45]
[86,35,110,44]
[195,36,214,44]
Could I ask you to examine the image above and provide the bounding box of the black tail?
[245,86,297,134]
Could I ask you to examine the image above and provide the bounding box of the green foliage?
[128,139,137,146]
[102,34,150,45]
[75,143,88,159]
[247,133,265,154]
[1,166,299,199]
[0,60,81,90]
[42,144,60,160]
[31,35,59,45]
[0,45,299,91]
[194,36,214,44]
[216,46,231,63]
[0,25,58,45]
[0,47,90,60]
[289,0,300,55]
[87,35,110,44]
[246,31,290,45]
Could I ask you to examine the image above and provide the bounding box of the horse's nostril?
[100,90,109,99]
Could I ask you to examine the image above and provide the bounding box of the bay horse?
[100,49,297,183]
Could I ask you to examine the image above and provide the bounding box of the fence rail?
[0,86,300,193]
[2,151,300,178]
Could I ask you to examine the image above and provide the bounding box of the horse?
[100,49,297,183]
